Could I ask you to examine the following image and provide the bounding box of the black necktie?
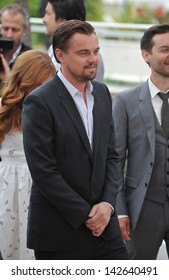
[158,92,169,138]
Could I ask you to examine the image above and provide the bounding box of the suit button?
[167,185,169,188]
[167,171,169,175]
[0,156,2,162]
[150,162,153,166]
[145,183,148,187]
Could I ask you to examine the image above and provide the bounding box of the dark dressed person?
[0,4,31,84]
[22,20,128,260]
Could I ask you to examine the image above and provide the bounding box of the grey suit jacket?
[113,80,156,230]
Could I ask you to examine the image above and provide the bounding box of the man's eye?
[80,52,88,55]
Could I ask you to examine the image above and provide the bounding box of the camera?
[0,38,14,71]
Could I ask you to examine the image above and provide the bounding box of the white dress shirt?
[148,77,169,124]
[9,44,22,66]
[57,69,94,148]
[48,45,61,71]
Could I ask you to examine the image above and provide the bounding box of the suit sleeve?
[22,93,91,230]
[97,85,123,209]
[112,93,129,216]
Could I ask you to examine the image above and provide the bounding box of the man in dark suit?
[0,4,31,83]
[22,20,128,260]
[113,24,169,259]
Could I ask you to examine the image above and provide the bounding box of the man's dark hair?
[48,0,86,21]
[140,24,169,52]
[52,19,95,63]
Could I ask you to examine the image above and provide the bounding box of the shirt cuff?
[118,215,129,218]
[102,202,114,215]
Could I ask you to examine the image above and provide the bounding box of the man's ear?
[57,18,66,27]
[141,49,150,64]
[54,48,64,64]
[23,26,29,36]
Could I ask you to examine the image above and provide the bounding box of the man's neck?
[61,69,88,93]
[151,74,169,92]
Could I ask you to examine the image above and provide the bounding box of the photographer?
[0,4,31,89]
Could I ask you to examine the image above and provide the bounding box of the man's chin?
[84,71,97,80]
[84,75,96,81]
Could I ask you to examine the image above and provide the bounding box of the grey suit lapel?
[55,77,92,160]
[139,81,155,158]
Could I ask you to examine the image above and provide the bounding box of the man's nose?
[42,15,46,24]
[88,53,98,62]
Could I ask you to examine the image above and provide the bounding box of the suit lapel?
[139,81,155,158]
[55,76,92,160]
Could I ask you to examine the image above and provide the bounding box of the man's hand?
[85,202,112,237]
[0,53,10,81]
[119,217,131,240]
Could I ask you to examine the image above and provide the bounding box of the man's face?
[1,10,27,50]
[43,3,66,38]
[142,32,169,78]
[56,33,100,86]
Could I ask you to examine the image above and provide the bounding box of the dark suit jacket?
[22,73,121,251]
[9,43,31,69]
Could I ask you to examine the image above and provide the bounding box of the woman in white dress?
[0,50,55,259]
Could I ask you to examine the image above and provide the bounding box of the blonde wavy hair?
[0,49,55,144]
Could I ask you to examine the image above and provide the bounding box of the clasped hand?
[85,202,112,237]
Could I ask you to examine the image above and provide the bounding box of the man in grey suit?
[22,20,127,260]
[113,24,169,259]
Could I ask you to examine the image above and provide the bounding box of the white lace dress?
[0,132,34,260]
